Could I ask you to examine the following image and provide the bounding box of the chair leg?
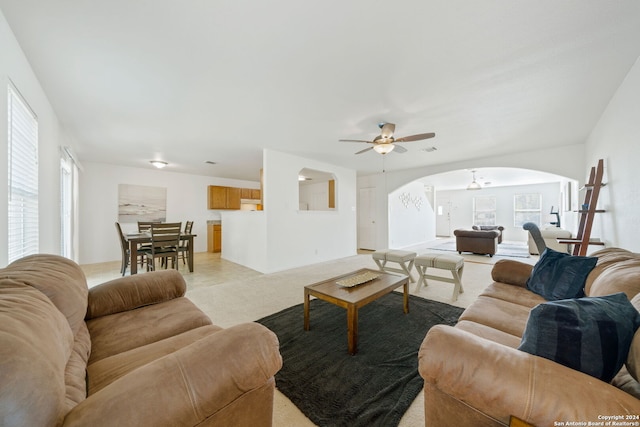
[121,252,129,276]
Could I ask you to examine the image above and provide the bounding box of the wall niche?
[298,168,336,211]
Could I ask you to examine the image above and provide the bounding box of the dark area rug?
[256,292,464,427]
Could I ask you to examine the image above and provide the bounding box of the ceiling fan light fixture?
[341,123,435,155]
[373,143,395,154]
[150,160,168,169]
[467,170,482,190]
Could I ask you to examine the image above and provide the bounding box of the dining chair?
[145,222,182,271]
[137,221,160,232]
[115,222,148,275]
[178,221,194,265]
[137,221,159,253]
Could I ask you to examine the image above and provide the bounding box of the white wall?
[388,181,436,248]
[357,144,584,250]
[0,10,69,265]
[585,56,640,252]
[265,150,357,272]
[220,211,267,272]
[437,182,562,243]
[78,162,260,264]
[222,150,356,273]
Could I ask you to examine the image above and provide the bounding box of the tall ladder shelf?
[558,159,606,256]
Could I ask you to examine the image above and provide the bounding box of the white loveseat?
[527,226,572,254]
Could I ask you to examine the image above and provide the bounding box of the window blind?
[7,85,39,263]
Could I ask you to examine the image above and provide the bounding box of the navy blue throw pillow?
[518,292,640,382]
[526,248,597,300]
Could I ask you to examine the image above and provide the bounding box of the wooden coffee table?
[303,268,409,355]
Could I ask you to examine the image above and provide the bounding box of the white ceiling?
[1,1,639,183]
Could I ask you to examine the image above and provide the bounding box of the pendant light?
[467,170,482,190]
[150,160,168,169]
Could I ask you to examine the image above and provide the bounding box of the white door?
[436,197,451,237]
[358,187,377,250]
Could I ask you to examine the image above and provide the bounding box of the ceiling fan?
[340,122,435,155]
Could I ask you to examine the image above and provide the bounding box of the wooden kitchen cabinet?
[240,188,261,200]
[241,188,252,199]
[227,187,241,209]
[213,224,222,252]
[328,180,335,208]
[208,185,241,209]
[207,223,222,253]
[208,186,228,209]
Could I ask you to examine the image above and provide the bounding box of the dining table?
[124,232,197,274]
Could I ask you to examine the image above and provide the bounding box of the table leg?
[347,304,358,355]
[304,289,310,331]
[131,241,139,275]
[403,281,409,314]
[187,236,195,272]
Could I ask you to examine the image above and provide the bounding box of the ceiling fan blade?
[340,139,373,143]
[380,123,395,138]
[355,147,374,155]
[394,132,436,143]
[392,144,407,153]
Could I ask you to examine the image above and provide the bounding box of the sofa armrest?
[454,229,500,238]
[491,259,533,288]
[63,322,282,427]
[419,325,639,426]
[86,270,186,319]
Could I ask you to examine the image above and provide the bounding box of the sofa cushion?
[587,259,640,299]
[2,254,88,336]
[86,270,187,319]
[88,325,222,394]
[0,279,74,427]
[456,320,522,349]
[87,296,212,364]
[480,282,547,309]
[64,322,91,412]
[526,248,597,300]
[626,294,640,383]
[584,248,639,294]
[459,295,532,338]
[518,292,640,382]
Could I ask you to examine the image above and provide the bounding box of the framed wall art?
[118,184,167,223]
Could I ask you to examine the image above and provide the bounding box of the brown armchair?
[454,228,500,257]
[472,225,504,243]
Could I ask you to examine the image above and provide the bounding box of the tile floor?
[81,251,263,289]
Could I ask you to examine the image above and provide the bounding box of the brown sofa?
[472,225,504,244]
[0,254,282,427]
[454,228,500,257]
[418,248,640,426]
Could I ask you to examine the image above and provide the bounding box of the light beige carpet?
[184,253,527,426]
